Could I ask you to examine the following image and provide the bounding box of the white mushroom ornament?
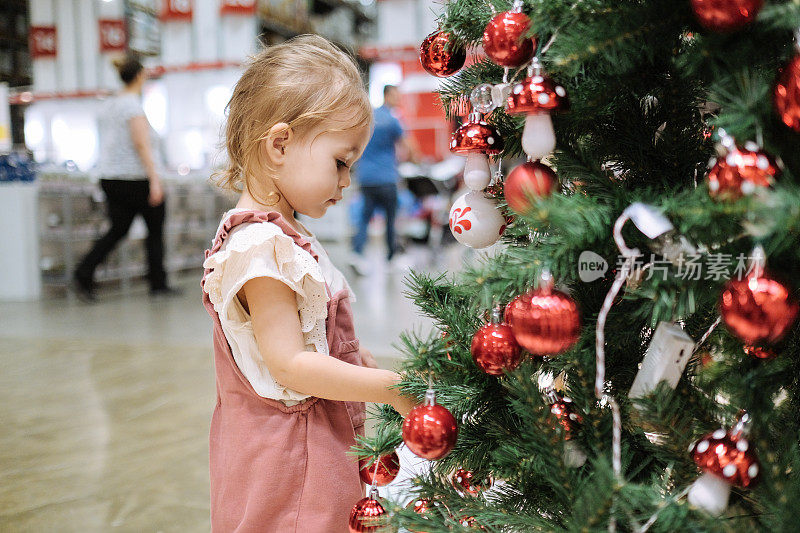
[687,413,760,516]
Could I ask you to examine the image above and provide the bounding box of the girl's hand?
[359,347,379,369]
[392,393,418,418]
[389,373,418,418]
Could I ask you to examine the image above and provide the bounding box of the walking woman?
[73,55,178,301]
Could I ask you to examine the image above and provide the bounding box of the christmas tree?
[352,0,800,531]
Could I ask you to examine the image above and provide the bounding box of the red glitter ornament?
[402,390,458,460]
[349,490,390,532]
[690,0,763,32]
[504,161,557,214]
[719,271,798,345]
[482,8,536,67]
[774,55,800,132]
[420,30,466,77]
[451,468,493,496]
[470,308,522,375]
[743,344,777,360]
[506,275,581,356]
[707,143,779,200]
[359,451,401,486]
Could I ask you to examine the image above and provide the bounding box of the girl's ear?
[262,123,293,166]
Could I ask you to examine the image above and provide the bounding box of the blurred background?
[0,1,489,530]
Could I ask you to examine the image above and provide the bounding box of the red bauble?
[451,468,493,496]
[707,145,779,200]
[349,496,390,532]
[482,10,536,67]
[719,272,799,344]
[690,0,763,32]
[506,287,581,355]
[420,30,466,77]
[504,161,557,214]
[402,396,458,460]
[548,395,582,440]
[774,55,800,132]
[470,322,522,375]
[743,344,777,360]
[359,451,401,486]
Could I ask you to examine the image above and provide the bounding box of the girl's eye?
[336,159,349,169]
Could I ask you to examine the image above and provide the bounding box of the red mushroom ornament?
[451,101,505,192]
[545,389,586,468]
[687,413,760,516]
[506,58,569,160]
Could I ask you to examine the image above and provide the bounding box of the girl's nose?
[341,172,351,188]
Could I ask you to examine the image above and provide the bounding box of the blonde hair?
[215,34,373,195]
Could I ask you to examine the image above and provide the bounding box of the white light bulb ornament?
[687,413,760,516]
[506,58,569,160]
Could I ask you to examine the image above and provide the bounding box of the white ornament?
[448,191,506,249]
[687,472,731,516]
[463,153,492,191]
[521,113,556,159]
[629,322,695,401]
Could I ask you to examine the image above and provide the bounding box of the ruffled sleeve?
[202,221,329,349]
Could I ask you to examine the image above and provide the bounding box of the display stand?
[0,181,41,301]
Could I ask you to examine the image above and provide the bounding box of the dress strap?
[206,209,319,261]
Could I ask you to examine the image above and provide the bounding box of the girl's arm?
[129,115,163,206]
[243,276,417,416]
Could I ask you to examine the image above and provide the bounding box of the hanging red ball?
[506,287,581,355]
[707,144,779,200]
[719,271,799,345]
[470,322,522,375]
[690,0,763,32]
[349,496,390,532]
[482,10,536,67]
[420,30,467,77]
[504,161,557,214]
[402,401,458,460]
[743,345,778,360]
[451,468,494,496]
[359,451,401,486]
[774,55,800,132]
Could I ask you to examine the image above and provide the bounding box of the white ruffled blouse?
[202,209,355,404]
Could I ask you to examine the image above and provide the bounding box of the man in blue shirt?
[350,85,418,274]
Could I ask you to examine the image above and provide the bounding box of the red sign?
[220,0,256,15]
[99,20,127,52]
[30,26,57,58]
[161,0,193,21]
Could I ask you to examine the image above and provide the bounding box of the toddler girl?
[201,35,416,532]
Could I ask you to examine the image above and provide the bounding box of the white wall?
[374,0,442,46]
[26,0,257,174]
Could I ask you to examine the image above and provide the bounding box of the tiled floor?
[0,240,472,531]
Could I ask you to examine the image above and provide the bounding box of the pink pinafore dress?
[201,210,366,532]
